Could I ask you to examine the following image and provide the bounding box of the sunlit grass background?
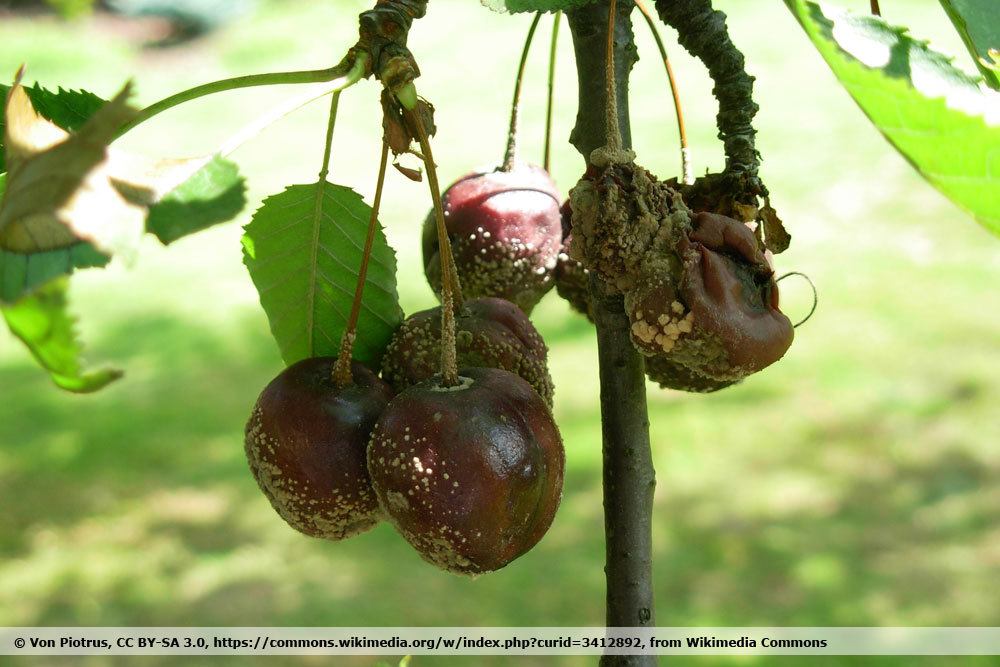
[1,0,998,665]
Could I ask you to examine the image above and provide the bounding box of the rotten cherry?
[422,163,563,314]
[367,367,564,575]
[245,358,393,540]
[380,296,554,407]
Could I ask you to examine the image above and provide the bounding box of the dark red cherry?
[380,296,554,407]
[245,358,393,540]
[422,163,562,313]
[367,367,564,575]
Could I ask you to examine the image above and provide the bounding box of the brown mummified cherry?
[625,211,794,382]
[644,353,736,394]
[569,162,794,385]
[554,198,594,321]
[245,358,393,540]
[422,163,563,314]
[380,296,554,407]
[367,367,564,575]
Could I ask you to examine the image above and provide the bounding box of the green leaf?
[0,242,108,304]
[480,0,596,13]
[939,0,1000,90]
[0,126,110,305]
[1,278,122,393]
[146,156,247,244]
[242,183,403,368]
[785,1,1000,236]
[0,83,107,173]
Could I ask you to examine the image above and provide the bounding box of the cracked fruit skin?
[422,163,562,314]
[380,296,554,407]
[367,367,564,575]
[245,358,393,540]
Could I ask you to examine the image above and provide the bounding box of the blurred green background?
[1,0,997,666]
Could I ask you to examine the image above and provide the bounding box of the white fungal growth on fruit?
[629,304,695,354]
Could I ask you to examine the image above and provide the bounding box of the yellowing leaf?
[0,75,222,262]
[0,77,146,260]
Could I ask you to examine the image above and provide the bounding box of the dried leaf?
[393,160,423,182]
[0,77,145,260]
[0,75,216,262]
[761,200,792,254]
[380,89,436,156]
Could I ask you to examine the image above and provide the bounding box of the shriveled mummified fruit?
[245,358,393,540]
[380,296,554,407]
[644,352,736,393]
[367,367,564,575]
[422,163,562,314]
[554,198,594,321]
[568,161,794,387]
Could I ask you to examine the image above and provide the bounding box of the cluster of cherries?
[244,144,794,575]
[244,157,568,576]
[243,8,796,575]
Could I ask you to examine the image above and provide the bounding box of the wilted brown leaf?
[0,74,210,262]
[761,200,792,254]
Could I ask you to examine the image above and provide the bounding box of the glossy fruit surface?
[367,367,564,575]
[422,163,562,313]
[380,296,554,407]
[245,358,393,540]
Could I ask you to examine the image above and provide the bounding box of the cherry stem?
[635,0,692,184]
[333,141,391,388]
[408,106,462,387]
[502,12,543,172]
[777,271,819,328]
[870,0,881,16]
[604,0,623,152]
[544,12,562,173]
[314,90,342,376]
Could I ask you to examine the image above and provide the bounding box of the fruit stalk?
[635,0,693,184]
[503,13,543,172]
[654,0,762,198]
[544,12,562,173]
[567,3,657,665]
[567,3,637,161]
[333,141,391,388]
[409,108,462,387]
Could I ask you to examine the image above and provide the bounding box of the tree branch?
[567,4,656,665]
[654,0,764,199]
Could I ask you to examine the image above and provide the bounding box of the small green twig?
[117,55,367,138]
